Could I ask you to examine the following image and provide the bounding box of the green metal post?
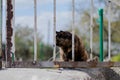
[99,9,103,62]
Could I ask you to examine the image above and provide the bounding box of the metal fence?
[1,0,120,68]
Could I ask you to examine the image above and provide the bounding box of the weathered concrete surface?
[0,68,120,80]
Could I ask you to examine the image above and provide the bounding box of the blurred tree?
[67,0,120,58]
[80,5,120,42]
[112,53,120,62]
[39,43,53,61]
[15,24,35,61]
[14,24,53,61]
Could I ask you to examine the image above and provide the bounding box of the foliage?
[15,25,53,61]
[112,53,120,62]
[66,1,120,58]
[39,43,53,61]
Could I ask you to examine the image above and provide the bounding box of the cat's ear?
[56,31,59,34]
[60,30,63,32]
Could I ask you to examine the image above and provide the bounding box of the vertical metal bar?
[72,0,75,61]
[53,0,56,61]
[99,9,104,62]
[108,1,111,61]
[5,0,7,67]
[90,0,94,59]
[6,0,13,67]
[0,0,2,58]
[34,0,37,62]
[11,0,15,62]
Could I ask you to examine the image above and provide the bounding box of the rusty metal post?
[11,0,15,63]
[6,0,13,67]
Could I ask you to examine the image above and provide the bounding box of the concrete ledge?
[0,68,120,80]
[10,61,120,68]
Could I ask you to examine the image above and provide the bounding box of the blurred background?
[2,0,120,61]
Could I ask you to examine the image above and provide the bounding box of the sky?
[2,0,103,45]
[3,0,73,44]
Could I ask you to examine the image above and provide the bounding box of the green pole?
[99,9,103,62]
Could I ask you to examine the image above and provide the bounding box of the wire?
[48,51,59,61]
